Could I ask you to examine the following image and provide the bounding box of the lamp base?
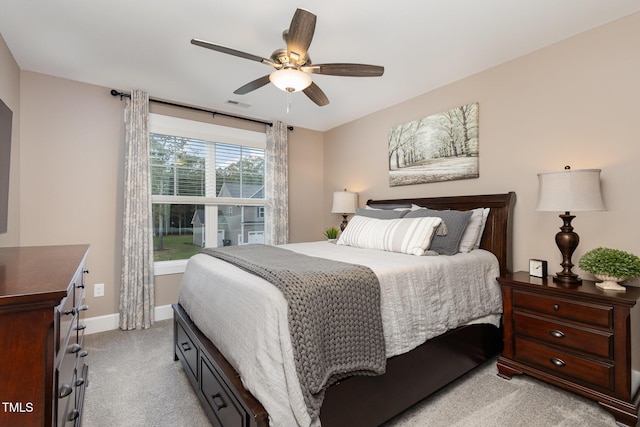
[553,212,582,286]
[553,272,582,285]
[340,214,349,231]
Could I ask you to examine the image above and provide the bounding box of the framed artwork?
[388,102,479,186]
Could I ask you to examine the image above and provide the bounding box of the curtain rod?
[110,90,293,130]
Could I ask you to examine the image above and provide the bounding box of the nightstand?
[497,271,640,426]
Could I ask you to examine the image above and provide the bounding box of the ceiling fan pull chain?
[287,91,292,114]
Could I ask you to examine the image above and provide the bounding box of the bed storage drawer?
[201,356,244,427]
[176,319,199,381]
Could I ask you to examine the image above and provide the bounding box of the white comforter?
[178,242,502,427]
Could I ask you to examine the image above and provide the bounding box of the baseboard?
[83,304,174,335]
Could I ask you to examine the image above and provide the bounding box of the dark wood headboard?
[367,192,516,275]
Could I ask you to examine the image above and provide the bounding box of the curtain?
[265,121,289,245]
[119,90,154,330]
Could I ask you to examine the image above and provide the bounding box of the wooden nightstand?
[497,271,640,426]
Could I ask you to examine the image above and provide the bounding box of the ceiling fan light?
[269,68,312,92]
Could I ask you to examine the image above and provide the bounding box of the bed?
[173,192,515,427]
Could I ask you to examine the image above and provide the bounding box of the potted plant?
[578,247,640,290]
[324,227,339,243]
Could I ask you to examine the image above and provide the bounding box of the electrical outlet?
[94,283,105,298]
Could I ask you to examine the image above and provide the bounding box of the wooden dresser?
[0,245,90,427]
[497,271,640,426]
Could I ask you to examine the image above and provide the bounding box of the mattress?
[178,241,502,426]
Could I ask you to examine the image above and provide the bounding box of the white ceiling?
[1,1,639,131]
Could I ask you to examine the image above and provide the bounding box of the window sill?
[154,259,188,276]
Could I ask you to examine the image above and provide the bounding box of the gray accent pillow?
[404,208,473,255]
[355,207,408,219]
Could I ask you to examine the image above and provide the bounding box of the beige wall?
[0,35,21,247]
[324,13,640,280]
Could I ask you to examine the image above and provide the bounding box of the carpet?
[82,319,617,426]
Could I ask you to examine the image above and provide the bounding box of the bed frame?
[173,192,515,427]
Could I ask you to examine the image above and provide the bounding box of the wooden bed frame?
[173,192,515,427]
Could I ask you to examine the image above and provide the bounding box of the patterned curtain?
[265,121,289,245]
[119,90,154,330]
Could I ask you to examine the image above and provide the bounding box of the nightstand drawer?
[513,290,613,328]
[514,312,613,358]
[514,337,613,391]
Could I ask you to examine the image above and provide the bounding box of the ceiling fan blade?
[303,82,329,106]
[191,39,277,67]
[286,9,316,64]
[234,75,272,95]
[302,63,384,77]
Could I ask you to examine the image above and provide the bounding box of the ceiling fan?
[191,8,384,107]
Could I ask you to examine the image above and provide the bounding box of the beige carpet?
[83,319,618,427]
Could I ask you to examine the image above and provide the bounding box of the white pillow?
[337,215,443,256]
[475,208,490,249]
[459,208,490,253]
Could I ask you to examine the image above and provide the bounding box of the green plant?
[578,247,640,278]
[324,227,339,240]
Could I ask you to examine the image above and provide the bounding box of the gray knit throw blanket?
[201,244,386,421]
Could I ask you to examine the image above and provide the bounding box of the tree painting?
[388,102,479,186]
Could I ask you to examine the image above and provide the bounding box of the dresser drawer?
[176,319,199,381]
[513,312,613,358]
[513,290,613,328]
[514,337,613,391]
[201,356,244,427]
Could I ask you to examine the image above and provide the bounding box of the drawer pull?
[78,304,89,312]
[75,323,87,331]
[68,343,82,354]
[181,342,192,352]
[549,329,565,339]
[553,304,560,311]
[64,307,77,316]
[550,357,566,367]
[59,384,73,398]
[76,377,85,387]
[77,283,85,289]
[211,393,227,411]
[67,409,80,421]
[79,350,89,358]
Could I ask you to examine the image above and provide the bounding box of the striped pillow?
[337,215,443,256]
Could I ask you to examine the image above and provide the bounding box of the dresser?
[0,245,90,427]
[497,271,640,426]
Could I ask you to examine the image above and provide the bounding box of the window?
[149,114,267,273]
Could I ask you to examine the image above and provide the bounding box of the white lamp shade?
[535,168,605,212]
[269,69,312,92]
[331,191,357,214]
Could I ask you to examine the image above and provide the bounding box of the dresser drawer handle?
[78,304,89,312]
[549,329,565,339]
[75,323,87,331]
[211,392,227,411]
[181,342,192,352]
[76,377,85,387]
[79,350,89,358]
[553,304,560,311]
[67,409,80,421]
[550,357,566,367]
[59,384,73,398]
[68,343,82,354]
[64,308,77,316]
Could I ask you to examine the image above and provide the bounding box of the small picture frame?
[529,259,548,278]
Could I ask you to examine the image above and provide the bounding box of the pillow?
[337,215,443,256]
[459,208,485,253]
[356,207,408,219]
[474,208,490,250]
[404,208,473,255]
